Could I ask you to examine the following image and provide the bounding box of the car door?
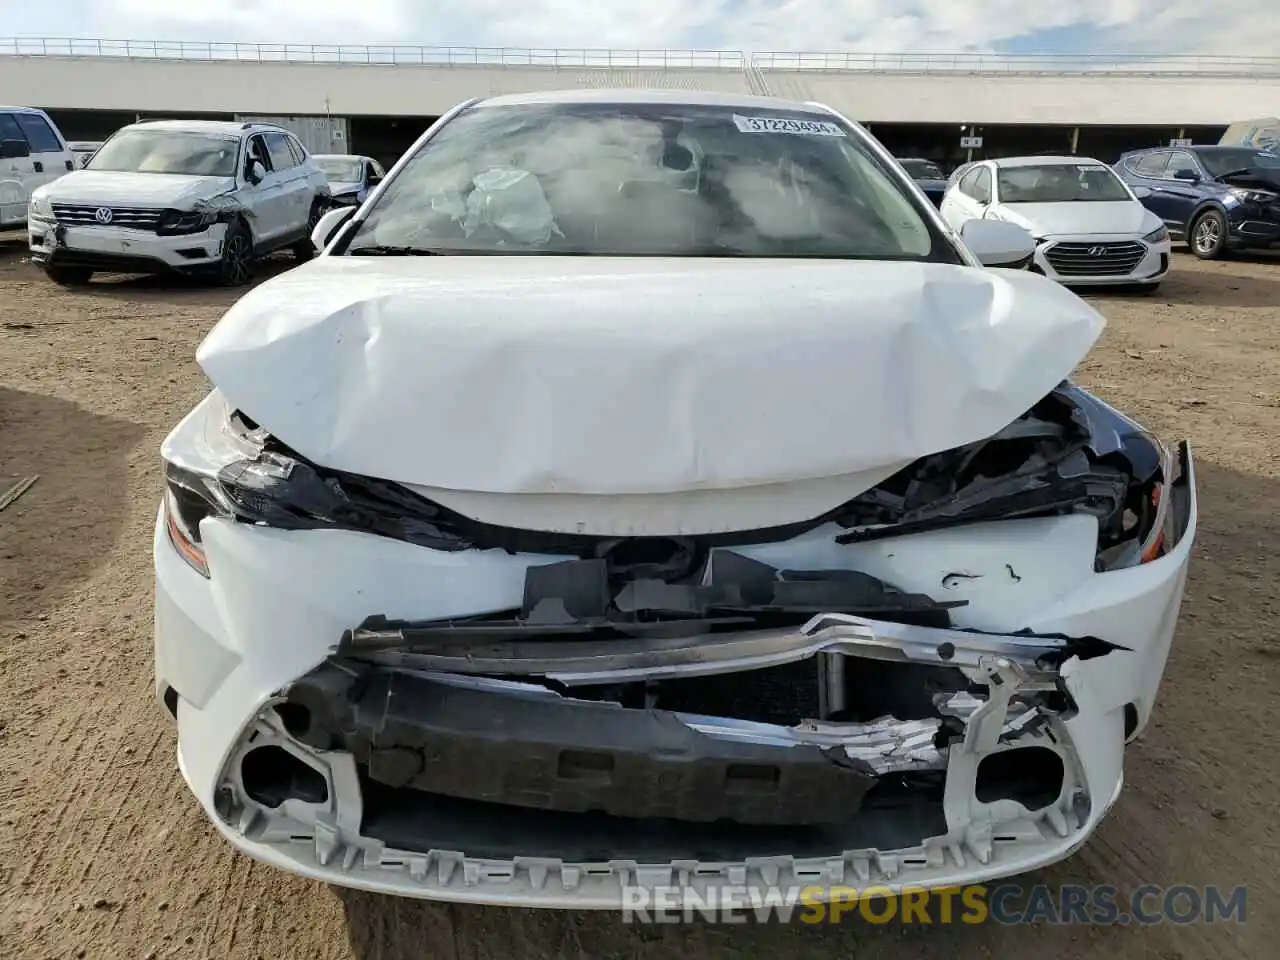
[1159,151,1210,231]
[13,111,72,190]
[243,134,290,244]
[264,132,311,235]
[0,112,37,206]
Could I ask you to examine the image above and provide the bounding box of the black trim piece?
[287,663,878,826]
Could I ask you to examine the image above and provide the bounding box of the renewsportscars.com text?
[621,883,1247,925]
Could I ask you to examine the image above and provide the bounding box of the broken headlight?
[156,208,219,236]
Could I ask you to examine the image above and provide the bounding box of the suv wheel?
[216,221,254,286]
[43,264,93,286]
[293,200,325,262]
[1189,209,1227,259]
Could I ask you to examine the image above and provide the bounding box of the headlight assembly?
[28,193,53,220]
[1142,225,1169,244]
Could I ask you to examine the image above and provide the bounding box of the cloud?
[1,0,1276,56]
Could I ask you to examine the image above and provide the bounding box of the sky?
[0,0,1277,57]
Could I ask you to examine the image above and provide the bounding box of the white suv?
[1,106,76,232]
[27,120,331,286]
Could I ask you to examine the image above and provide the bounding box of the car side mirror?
[1173,169,1199,182]
[1132,186,1152,199]
[246,160,267,185]
[0,139,31,160]
[311,205,356,252]
[960,219,1036,269]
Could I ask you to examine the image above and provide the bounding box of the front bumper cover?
[155,444,1196,907]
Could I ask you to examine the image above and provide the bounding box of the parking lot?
[1,237,1278,959]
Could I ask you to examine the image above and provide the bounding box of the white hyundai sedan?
[940,155,1173,292]
[154,90,1196,909]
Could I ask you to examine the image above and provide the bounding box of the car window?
[1197,148,1280,178]
[286,136,306,166]
[87,130,239,176]
[957,166,982,198]
[0,112,25,144]
[1166,152,1199,178]
[14,113,62,152]
[1132,152,1169,178]
[899,159,943,179]
[996,163,1131,203]
[246,135,272,173]
[264,133,297,171]
[316,156,364,181]
[974,167,993,202]
[347,102,955,261]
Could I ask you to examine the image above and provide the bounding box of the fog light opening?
[240,745,328,808]
[975,746,1065,811]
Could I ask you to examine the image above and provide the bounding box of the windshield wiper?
[347,244,441,256]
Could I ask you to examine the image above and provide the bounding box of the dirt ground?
[1,237,1277,960]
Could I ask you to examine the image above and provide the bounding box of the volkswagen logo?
[94,207,113,224]
[1087,245,1106,257]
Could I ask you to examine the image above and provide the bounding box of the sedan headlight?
[28,193,53,220]
[1142,225,1169,244]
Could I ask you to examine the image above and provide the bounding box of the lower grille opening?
[358,769,948,863]
[974,745,1064,811]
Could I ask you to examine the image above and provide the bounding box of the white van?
[0,106,75,231]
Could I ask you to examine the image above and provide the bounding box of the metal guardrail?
[751,50,1280,76]
[0,38,743,69]
[3,40,1278,76]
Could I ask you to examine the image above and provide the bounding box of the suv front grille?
[51,204,162,232]
[1045,241,1146,277]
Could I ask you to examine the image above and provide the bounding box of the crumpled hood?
[998,201,1157,238]
[197,256,1105,497]
[37,170,236,209]
[328,180,362,196]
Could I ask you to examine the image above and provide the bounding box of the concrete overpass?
[2,40,1278,126]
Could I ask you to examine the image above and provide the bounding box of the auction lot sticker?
[733,115,846,136]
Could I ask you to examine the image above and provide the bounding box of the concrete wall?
[1,54,1276,125]
[0,57,751,117]
[761,71,1280,126]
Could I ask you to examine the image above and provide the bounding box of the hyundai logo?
[94,207,113,224]
[1087,245,1106,257]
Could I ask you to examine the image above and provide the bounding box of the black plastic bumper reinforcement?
[285,664,879,826]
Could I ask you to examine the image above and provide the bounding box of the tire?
[43,264,93,286]
[1188,209,1227,260]
[215,220,253,287]
[293,200,325,262]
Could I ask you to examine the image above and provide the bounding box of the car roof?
[475,88,831,115]
[0,104,50,114]
[990,155,1104,168]
[120,119,245,136]
[118,119,294,137]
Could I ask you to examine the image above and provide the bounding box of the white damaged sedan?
[154,90,1196,908]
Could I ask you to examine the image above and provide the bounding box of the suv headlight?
[156,208,216,236]
[28,193,53,220]
[1142,225,1169,244]
[1227,186,1278,204]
